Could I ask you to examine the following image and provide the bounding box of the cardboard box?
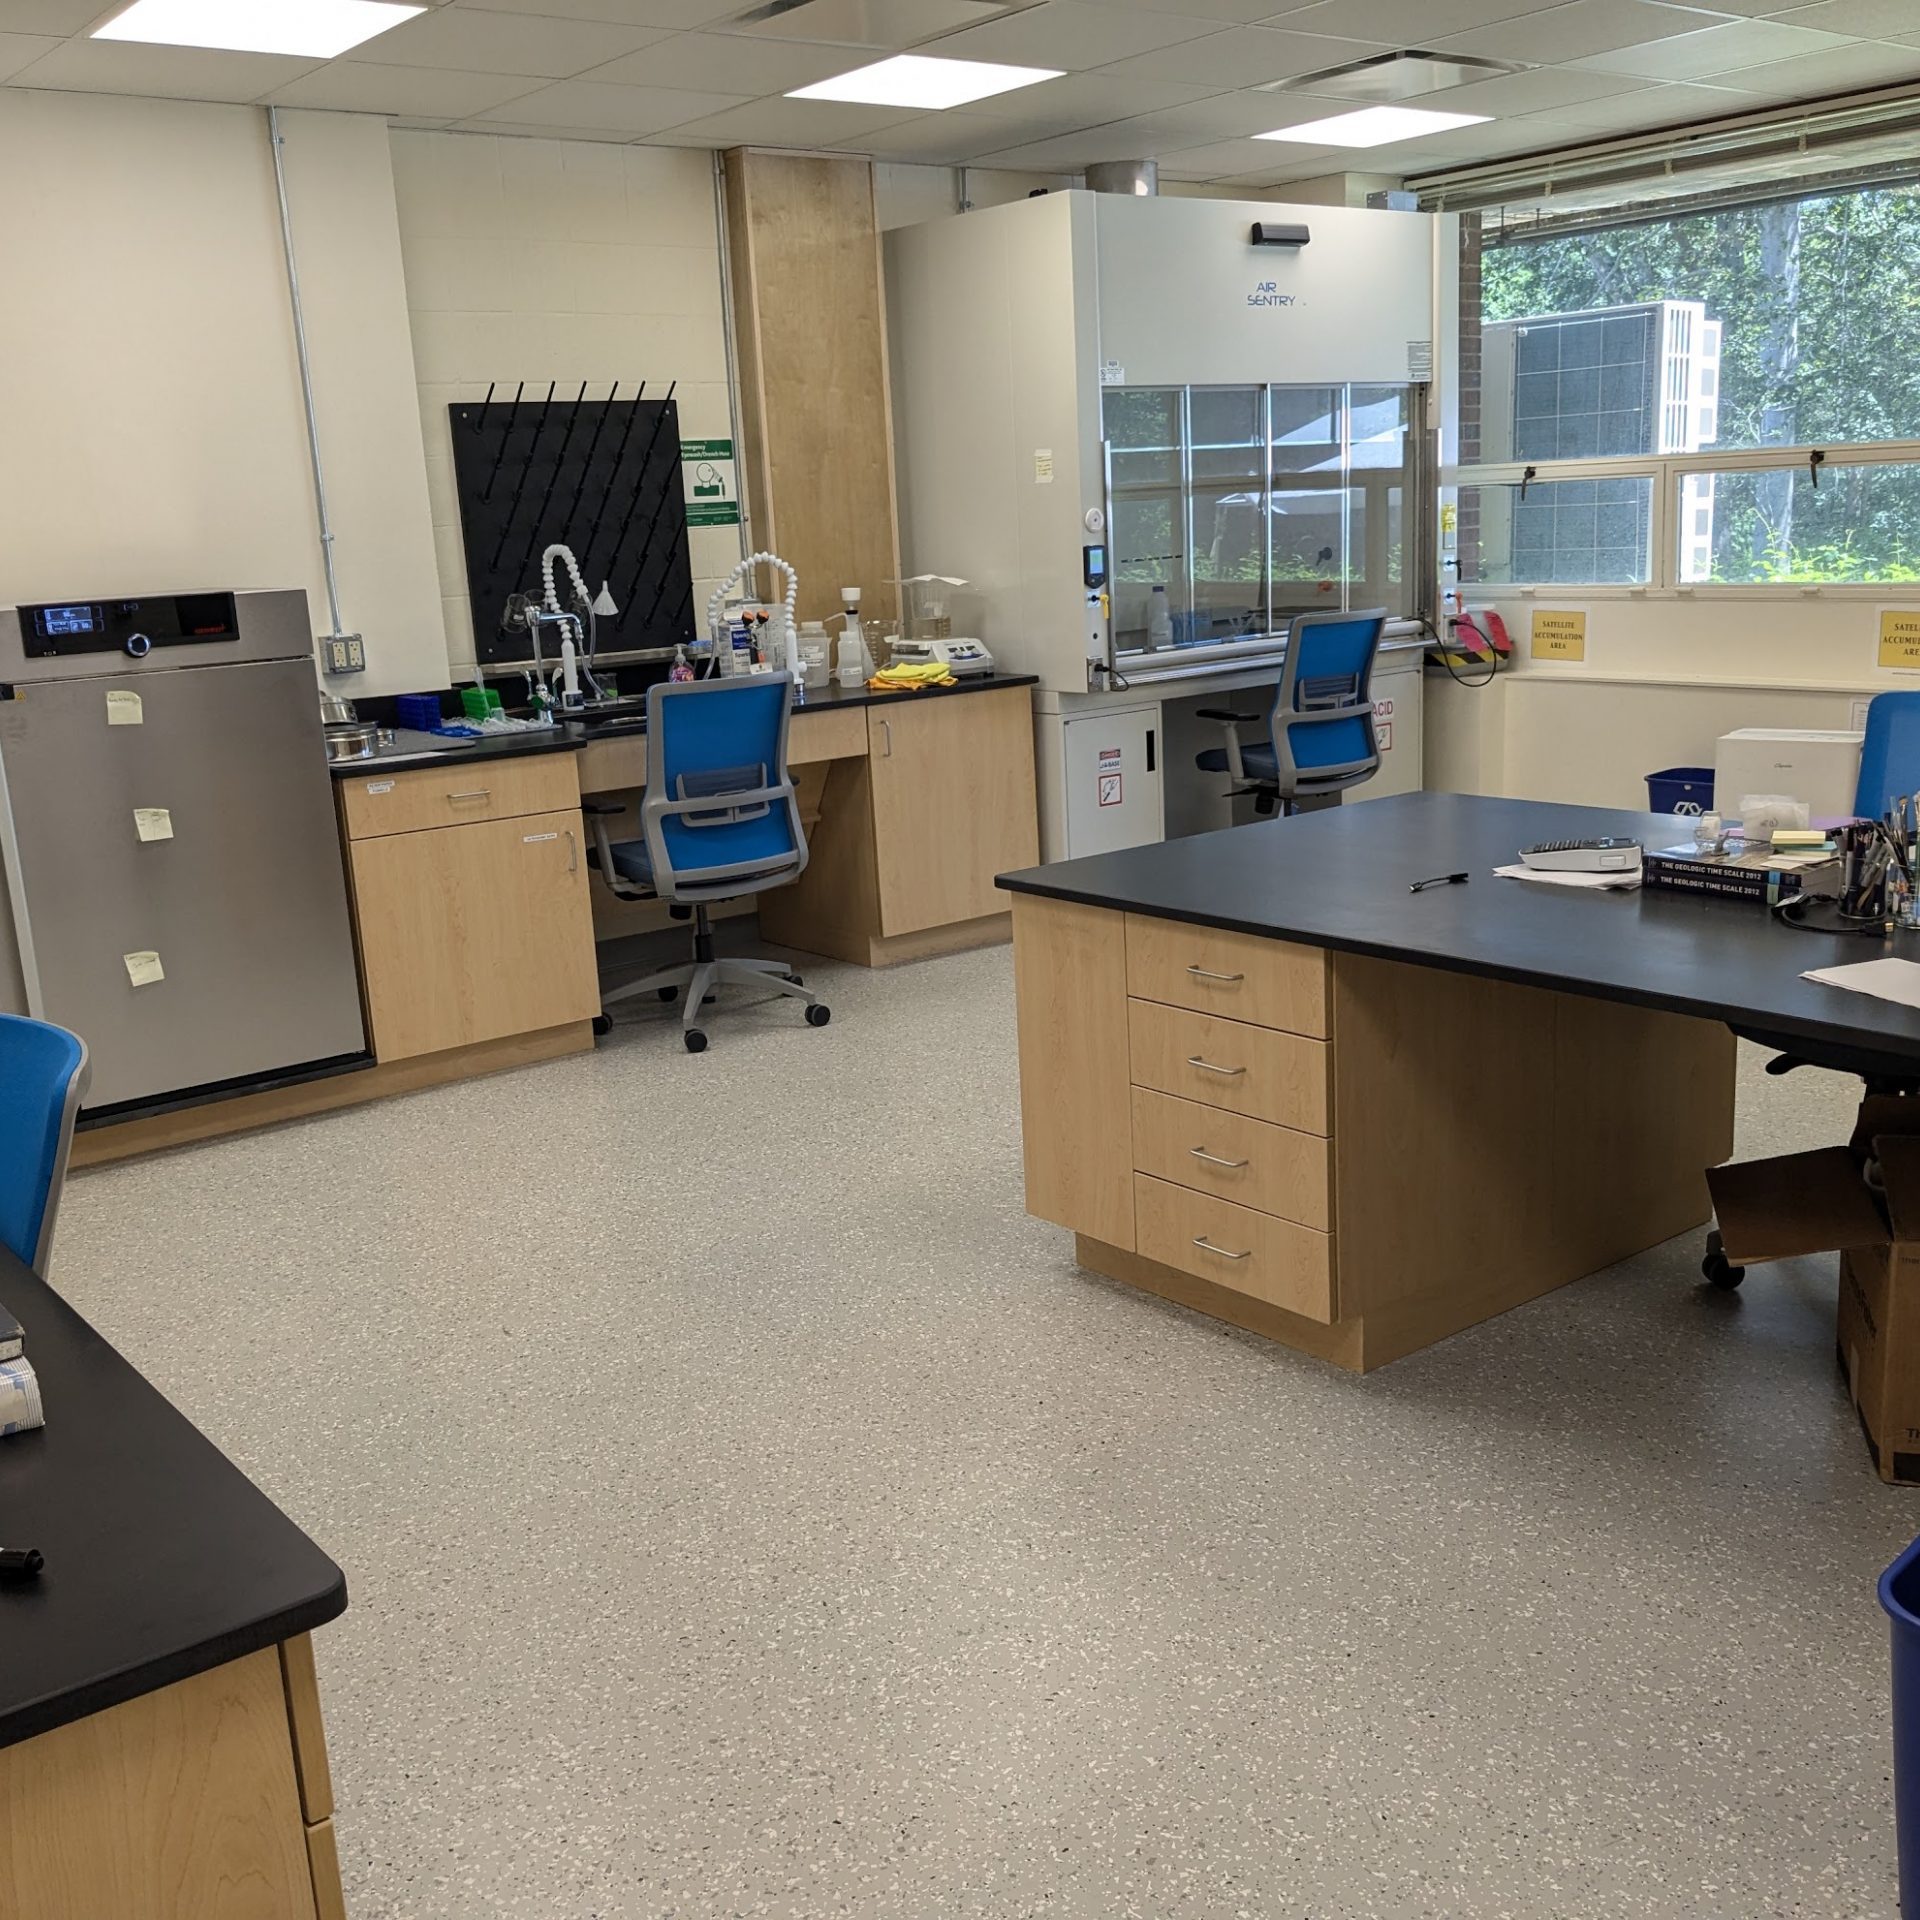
[1707,1118,1920,1485]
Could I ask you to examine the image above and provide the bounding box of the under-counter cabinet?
[338,753,599,1062]
[1011,893,1734,1371]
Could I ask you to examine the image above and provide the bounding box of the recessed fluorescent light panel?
[788,54,1061,110]
[94,0,424,59]
[1256,105,1490,148]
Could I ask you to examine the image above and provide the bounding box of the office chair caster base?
[684,1028,709,1053]
[805,1004,831,1027]
[657,986,678,1003]
[591,1013,613,1038]
[1702,1229,1746,1291]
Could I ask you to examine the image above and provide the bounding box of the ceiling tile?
[928,0,1241,69]
[1093,26,1396,87]
[1777,0,1920,27]
[460,0,759,28]
[1415,64,1659,111]
[451,116,645,139]
[957,68,1219,122]
[1152,133,1317,174]
[1539,75,1760,127]
[5,37,320,101]
[1079,0,1331,23]
[0,34,63,82]
[652,96,921,142]
[343,7,667,78]
[473,77,749,131]
[725,0,1005,46]
[854,107,1049,156]
[1713,38,1920,90]
[3,0,121,30]
[267,61,543,117]
[1436,1,1743,63]
[1263,0,1560,33]
[588,30,859,90]
[1571,16,1849,76]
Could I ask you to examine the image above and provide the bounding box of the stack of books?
[0,1300,43,1437]
[1643,839,1838,903]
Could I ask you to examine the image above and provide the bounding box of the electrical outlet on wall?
[322,634,366,675]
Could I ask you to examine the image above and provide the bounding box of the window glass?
[1678,464,1920,584]
[1349,386,1410,616]
[1459,476,1654,585]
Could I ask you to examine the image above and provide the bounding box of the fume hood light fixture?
[94,0,424,58]
[1256,105,1490,148]
[788,53,1062,109]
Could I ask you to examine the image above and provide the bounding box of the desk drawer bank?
[1008,894,1734,1371]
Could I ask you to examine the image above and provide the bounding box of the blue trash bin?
[1881,1535,1920,1916]
[1646,765,1715,815]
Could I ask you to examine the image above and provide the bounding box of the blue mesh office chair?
[1195,608,1388,816]
[584,673,829,1053]
[0,1013,89,1276]
[1856,691,1920,820]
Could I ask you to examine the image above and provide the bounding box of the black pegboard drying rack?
[448,381,698,669]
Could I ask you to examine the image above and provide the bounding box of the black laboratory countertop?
[0,1246,346,1751]
[327,672,1040,776]
[997,789,1920,1072]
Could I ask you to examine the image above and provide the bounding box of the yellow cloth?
[868,661,957,690]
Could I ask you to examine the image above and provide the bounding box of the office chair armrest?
[1194,707,1260,724]
[1196,708,1258,784]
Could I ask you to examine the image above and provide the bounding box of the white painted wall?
[388,130,743,677]
[1426,591,1913,809]
[0,92,443,697]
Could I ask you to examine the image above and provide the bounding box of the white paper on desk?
[1802,958,1920,1009]
[1493,862,1643,892]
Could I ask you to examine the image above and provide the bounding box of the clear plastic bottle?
[1146,583,1173,649]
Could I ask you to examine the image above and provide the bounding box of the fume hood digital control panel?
[19,591,240,659]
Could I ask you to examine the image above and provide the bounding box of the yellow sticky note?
[1531,609,1587,661]
[133,807,173,843]
[1880,610,1920,669]
[106,689,143,726]
[123,950,164,988]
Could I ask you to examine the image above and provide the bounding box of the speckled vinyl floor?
[49,941,1919,1919]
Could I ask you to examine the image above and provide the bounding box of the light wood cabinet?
[867,686,1039,938]
[346,783,599,1062]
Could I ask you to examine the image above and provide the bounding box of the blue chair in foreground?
[1195,607,1388,817]
[1856,691,1920,821]
[584,672,829,1053]
[0,1013,89,1277]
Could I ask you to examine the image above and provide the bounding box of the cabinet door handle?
[1186,965,1245,983]
[447,789,491,803]
[1190,1146,1249,1169]
[566,828,578,874]
[880,718,893,757]
[1193,1236,1251,1261]
[1187,1055,1246,1077]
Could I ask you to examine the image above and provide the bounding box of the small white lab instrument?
[888,633,996,676]
[1519,836,1643,874]
[1715,728,1863,820]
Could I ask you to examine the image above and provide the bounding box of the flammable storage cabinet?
[885,189,1437,861]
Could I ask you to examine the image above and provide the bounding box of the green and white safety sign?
[682,437,740,525]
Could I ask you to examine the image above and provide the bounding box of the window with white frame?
[1453,178,1920,591]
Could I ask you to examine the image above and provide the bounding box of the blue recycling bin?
[1881,1535,1920,1915]
[1646,766,1715,815]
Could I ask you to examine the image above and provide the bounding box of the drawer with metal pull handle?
[1124,912,1327,1037]
[1133,1173,1333,1322]
[1129,1087,1331,1230]
[1127,997,1329,1133]
[338,751,581,839]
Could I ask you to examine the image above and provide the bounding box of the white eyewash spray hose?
[542,543,595,705]
[705,552,799,675]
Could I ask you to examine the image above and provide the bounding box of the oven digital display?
[34,604,98,638]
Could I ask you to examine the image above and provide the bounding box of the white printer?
[1714,727,1863,820]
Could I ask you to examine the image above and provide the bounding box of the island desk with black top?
[988,791,1920,1370]
[0,1244,348,1919]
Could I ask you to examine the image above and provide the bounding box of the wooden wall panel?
[722,149,901,630]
